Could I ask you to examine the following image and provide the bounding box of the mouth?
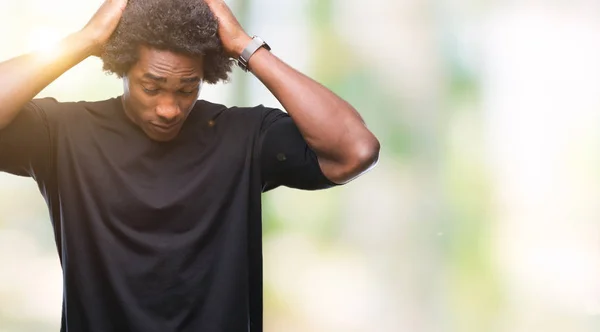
[150,121,180,132]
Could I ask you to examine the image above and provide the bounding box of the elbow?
[328,135,380,184]
[355,136,380,172]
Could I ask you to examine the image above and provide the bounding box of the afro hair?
[100,0,234,84]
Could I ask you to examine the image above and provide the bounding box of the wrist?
[232,34,253,58]
[236,36,271,72]
[75,29,103,56]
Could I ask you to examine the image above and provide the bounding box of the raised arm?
[0,0,128,130]
[205,0,380,185]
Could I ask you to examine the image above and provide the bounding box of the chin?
[151,135,177,142]
[145,128,181,142]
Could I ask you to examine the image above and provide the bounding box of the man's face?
[122,46,204,142]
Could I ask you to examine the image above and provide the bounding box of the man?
[0,0,379,331]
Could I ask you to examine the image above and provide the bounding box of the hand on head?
[81,0,129,56]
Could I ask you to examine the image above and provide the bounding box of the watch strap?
[238,36,271,72]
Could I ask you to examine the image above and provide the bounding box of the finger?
[105,0,128,11]
[204,0,230,12]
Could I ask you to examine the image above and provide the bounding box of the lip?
[151,122,179,132]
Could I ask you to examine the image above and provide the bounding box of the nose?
[155,100,181,124]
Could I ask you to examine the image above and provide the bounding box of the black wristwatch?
[237,36,271,72]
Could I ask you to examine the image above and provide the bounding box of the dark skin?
[205,0,380,184]
[0,0,127,129]
[0,0,379,184]
[122,46,204,142]
[121,0,380,183]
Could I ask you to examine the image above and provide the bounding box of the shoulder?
[29,97,115,110]
[189,101,289,143]
[196,100,287,128]
[25,97,124,138]
[29,97,119,119]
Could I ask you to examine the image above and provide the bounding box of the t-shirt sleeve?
[258,107,339,192]
[0,98,56,178]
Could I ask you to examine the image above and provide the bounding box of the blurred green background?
[2,0,600,331]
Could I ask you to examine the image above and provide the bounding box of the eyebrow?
[180,76,201,83]
[143,73,167,82]
[142,73,200,83]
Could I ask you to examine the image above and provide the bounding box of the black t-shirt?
[0,97,336,332]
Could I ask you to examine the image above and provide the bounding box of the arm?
[0,0,128,130]
[248,49,380,184]
[205,0,380,185]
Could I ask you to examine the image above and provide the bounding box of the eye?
[142,86,160,95]
[178,88,198,95]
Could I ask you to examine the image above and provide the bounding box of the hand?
[203,0,252,58]
[80,0,128,55]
